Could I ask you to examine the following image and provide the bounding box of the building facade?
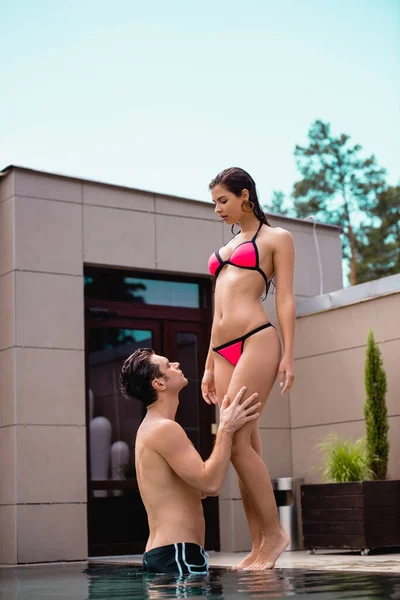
[0,165,344,564]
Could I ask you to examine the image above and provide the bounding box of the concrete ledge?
[296,274,400,317]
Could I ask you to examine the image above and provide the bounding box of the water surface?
[0,563,399,599]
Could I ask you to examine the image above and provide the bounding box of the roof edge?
[296,273,400,317]
[1,164,341,231]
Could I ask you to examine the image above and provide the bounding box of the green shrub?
[318,435,373,483]
[364,329,389,480]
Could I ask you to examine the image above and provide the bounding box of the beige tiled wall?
[0,170,15,203]
[0,505,17,564]
[0,175,16,564]
[292,292,400,483]
[0,170,87,564]
[17,504,88,563]
[156,215,222,274]
[83,204,157,268]
[0,197,14,276]
[0,349,15,427]
[0,272,15,351]
[15,272,84,349]
[14,196,83,275]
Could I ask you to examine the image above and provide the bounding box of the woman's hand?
[279,356,295,395]
[201,369,218,405]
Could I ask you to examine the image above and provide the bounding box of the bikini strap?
[252,220,263,241]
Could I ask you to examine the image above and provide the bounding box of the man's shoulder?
[139,418,184,449]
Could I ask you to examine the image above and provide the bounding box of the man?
[119,347,260,575]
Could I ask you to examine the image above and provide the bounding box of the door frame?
[84,269,218,555]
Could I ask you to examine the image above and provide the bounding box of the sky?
[1,0,399,206]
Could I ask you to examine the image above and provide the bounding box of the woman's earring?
[241,200,254,213]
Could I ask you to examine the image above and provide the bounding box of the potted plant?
[301,330,399,554]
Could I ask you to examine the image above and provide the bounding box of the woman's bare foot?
[232,549,260,570]
[245,529,290,570]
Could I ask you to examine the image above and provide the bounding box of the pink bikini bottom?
[213,322,274,367]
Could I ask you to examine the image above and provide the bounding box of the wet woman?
[201,167,296,570]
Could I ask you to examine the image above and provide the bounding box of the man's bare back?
[136,415,206,551]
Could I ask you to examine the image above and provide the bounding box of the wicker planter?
[301,480,400,555]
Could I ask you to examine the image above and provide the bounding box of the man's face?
[150,354,188,393]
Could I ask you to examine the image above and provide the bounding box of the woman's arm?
[201,290,218,404]
[205,340,214,371]
[202,341,218,404]
[273,229,296,395]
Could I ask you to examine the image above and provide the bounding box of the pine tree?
[264,191,295,217]
[356,185,400,283]
[364,330,389,480]
[292,120,387,285]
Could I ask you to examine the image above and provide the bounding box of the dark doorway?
[85,268,218,556]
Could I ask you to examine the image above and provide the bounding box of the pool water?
[1,564,399,599]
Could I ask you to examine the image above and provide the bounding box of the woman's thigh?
[214,352,235,405]
[227,327,281,443]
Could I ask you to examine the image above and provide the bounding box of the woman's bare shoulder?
[260,225,294,248]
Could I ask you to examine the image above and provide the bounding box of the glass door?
[85,273,218,555]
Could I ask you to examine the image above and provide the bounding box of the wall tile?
[260,428,293,478]
[16,425,87,503]
[0,426,16,504]
[84,205,156,268]
[260,380,290,429]
[232,498,252,552]
[17,503,87,563]
[0,272,15,350]
[219,463,240,501]
[15,171,82,203]
[0,171,15,203]
[156,215,221,274]
[15,272,84,349]
[218,498,234,552]
[295,293,400,359]
[291,347,366,428]
[0,198,14,276]
[15,197,83,275]
[155,194,219,220]
[0,505,16,564]
[16,348,85,425]
[381,339,400,418]
[388,415,400,480]
[0,349,15,427]
[83,182,154,210]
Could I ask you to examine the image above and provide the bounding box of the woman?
[201,167,296,571]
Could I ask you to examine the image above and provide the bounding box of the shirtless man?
[119,347,260,575]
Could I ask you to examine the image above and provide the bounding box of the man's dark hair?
[119,348,165,406]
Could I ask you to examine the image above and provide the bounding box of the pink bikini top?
[208,221,272,296]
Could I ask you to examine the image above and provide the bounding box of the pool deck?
[2,550,399,574]
[88,550,400,574]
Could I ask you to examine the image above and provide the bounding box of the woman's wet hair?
[119,348,164,406]
[209,167,271,230]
